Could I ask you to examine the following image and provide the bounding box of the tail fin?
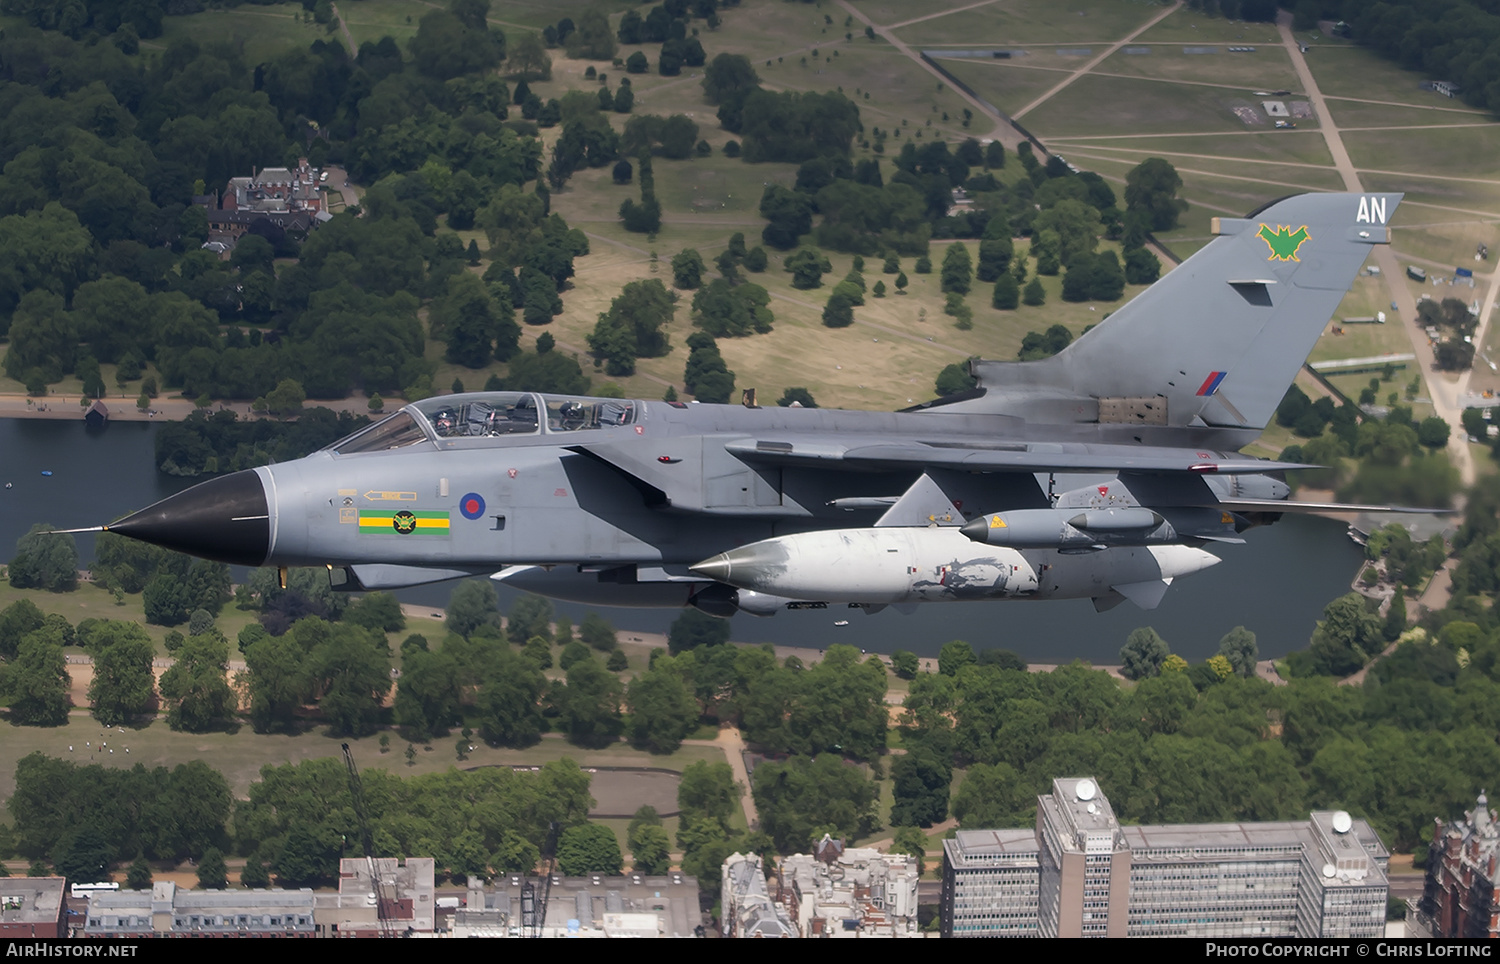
[963,192,1400,430]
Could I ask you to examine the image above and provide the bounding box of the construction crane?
[342,743,399,937]
[521,822,560,938]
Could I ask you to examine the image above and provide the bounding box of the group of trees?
[1278,387,1459,509]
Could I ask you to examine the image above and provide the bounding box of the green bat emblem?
[1257,223,1311,261]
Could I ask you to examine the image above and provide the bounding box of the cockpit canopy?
[325,392,639,455]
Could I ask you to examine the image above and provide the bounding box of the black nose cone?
[109,470,270,566]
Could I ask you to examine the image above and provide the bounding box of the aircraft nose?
[107,469,270,566]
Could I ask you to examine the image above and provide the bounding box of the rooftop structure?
[326,857,436,937]
[944,777,1388,939]
[722,853,796,938]
[83,882,316,937]
[781,839,921,937]
[722,839,920,938]
[1417,791,1500,938]
[451,872,701,938]
[0,877,66,939]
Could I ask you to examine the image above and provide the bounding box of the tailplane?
[949,192,1400,431]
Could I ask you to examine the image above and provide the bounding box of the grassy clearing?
[1132,6,1283,45]
[1302,46,1446,106]
[1390,222,1500,273]
[1062,150,1346,197]
[336,0,422,50]
[1324,98,1491,130]
[1093,45,1301,93]
[1023,74,1288,138]
[0,715,721,801]
[1362,174,1500,219]
[935,58,1080,117]
[160,3,331,64]
[1047,129,1336,167]
[893,0,1159,47]
[848,0,978,28]
[1344,126,1500,181]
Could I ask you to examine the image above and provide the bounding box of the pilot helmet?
[432,407,457,434]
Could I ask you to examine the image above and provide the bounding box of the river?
[0,419,1366,663]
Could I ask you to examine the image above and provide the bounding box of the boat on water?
[834,620,850,627]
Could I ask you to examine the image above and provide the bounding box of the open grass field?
[935,58,1079,117]
[1324,99,1490,131]
[158,2,332,64]
[1009,73,1265,137]
[1344,126,1500,181]
[894,0,1159,48]
[1094,45,1301,93]
[0,710,718,802]
[1132,5,1282,45]
[1301,46,1446,106]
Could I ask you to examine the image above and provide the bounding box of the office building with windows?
[943,777,1388,938]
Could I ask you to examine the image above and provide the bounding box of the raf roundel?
[460,492,486,520]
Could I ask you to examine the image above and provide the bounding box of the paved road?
[1276,13,1479,485]
[1011,2,1183,122]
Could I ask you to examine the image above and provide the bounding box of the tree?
[702,53,759,104]
[1308,593,1383,677]
[566,7,616,60]
[678,761,741,827]
[158,635,234,732]
[890,826,929,876]
[52,827,112,884]
[891,650,919,680]
[1125,157,1187,232]
[579,613,617,651]
[992,273,1019,310]
[9,524,78,593]
[509,30,553,80]
[612,158,633,184]
[752,755,877,853]
[671,249,705,289]
[778,387,817,408]
[197,847,228,889]
[1022,277,1046,306]
[127,854,152,890]
[629,823,672,874]
[1,632,71,726]
[1217,627,1258,678]
[88,623,156,726]
[1419,417,1451,449]
[589,279,675,375]
[939,640,976,676]
[243,634,310,734]
[627,660,699,753]
[668,609,730,653]
[557,823,623,875]
[308,625,391,737]
[447,580,500,637]
[506,593,554,645]
[1120,627,1170,680]
[890,749,951,827]
[822,291,854,328]
[940,243,973,294]
[554,655,624,748]
[476,650,547,747]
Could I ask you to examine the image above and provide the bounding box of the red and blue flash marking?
[1195,372,1228,397]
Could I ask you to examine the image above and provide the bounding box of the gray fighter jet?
[102,192,1417,615]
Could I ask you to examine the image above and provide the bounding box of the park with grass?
[6,0,1500,909]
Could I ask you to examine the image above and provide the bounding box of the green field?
[157,2,333,63]
[894,0,1160,47]
[1302,46,1447,106]
[1132,5,1282,45]
[1094,45,1301,92]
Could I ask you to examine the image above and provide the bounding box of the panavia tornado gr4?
[101,192,1419,617]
